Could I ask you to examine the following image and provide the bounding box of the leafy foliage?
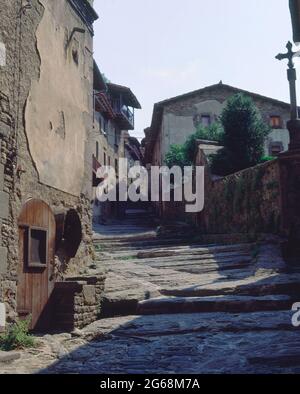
[165,123,224,168]
[165,144,190,168]
[210,94,270,176]
[260,156,275,163]
[193,122,224,143]
[0,318,35,351]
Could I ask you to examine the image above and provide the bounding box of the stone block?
[0,163,4,191]
[83,285,96,306]
[0,42,6,67]
[0,351,21,363]
[0,247,7,274]
[0,122,10,137]
[0,303,5,331]
[0,191,9,219]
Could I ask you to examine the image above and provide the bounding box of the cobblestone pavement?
[1,210,300,374]
[1,311,300,374]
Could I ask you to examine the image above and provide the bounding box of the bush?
[165,123,224,168]
[165,144,190,168]
[194,122,224,143]
[0,318,35,351]
[211,94,270,176]
[260,156,275,163]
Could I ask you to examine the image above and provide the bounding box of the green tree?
[211,93,270,176]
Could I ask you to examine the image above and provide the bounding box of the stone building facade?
[91,62,141,224]
[0,0,102,330]
[144,83,291,166]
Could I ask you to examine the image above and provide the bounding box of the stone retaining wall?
[161,157,283,239]
[53,275,106,331]
[200,159,282,235]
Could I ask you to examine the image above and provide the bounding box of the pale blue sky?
[93,0,294,139]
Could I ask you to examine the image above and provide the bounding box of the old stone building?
[144,82,292,167]
[0,0,103,330]
[91,62,141,224]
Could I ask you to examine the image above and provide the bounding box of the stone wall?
[200,159,282,235]
[53,275,105,331]
[161,155,282,240]
[0,0,99,326]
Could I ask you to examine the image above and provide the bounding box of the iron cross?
[276,41,300,69]
[276,41,300,120]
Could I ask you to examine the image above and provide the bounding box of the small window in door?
[28,227,48,268]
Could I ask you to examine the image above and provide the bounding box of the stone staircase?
[91,209,300,319]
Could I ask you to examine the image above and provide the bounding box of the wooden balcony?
[111,98,135,130]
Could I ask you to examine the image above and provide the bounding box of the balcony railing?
[121,105,134,126]
[111,98,134,128]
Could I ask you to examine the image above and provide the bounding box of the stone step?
[160,275,300,298]
[96,310,294,338]
[0,350,21,363]
[95,239,197,250]
[137,294,294,316]
[98,250,253,268]
[105,245,252,259]
[96,240,252,254]
[135,244,252,259]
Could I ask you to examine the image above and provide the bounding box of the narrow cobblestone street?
[1,210,300,374]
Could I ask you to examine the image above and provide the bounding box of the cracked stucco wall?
[0,0,97,323]
[25,0,93,196]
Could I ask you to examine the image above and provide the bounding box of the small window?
[270,116,282,129]
[108,156,111,166]
[201,115,211,127]
[103,152,106,166]
[25,227,48,268]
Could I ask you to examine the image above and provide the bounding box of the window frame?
[20,225,48,269]
[269,115,282,129]
[201,114,211,127]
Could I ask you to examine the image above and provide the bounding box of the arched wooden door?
[17,199,56,330]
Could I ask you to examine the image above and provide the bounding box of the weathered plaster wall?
[0,0,99,324]
[162,100,223,159]
[25,0,93,196]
